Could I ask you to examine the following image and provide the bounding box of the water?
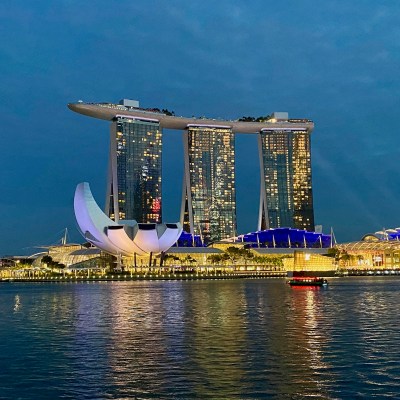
[1,278,400,399]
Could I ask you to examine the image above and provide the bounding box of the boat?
[287,277,328,287]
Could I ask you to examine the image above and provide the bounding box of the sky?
[1,0,400,255]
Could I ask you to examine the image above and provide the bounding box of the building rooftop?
[68,102,314,134]
[337,241,400,252]
[167,247,223,254]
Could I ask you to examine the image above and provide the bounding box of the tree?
[208,254,222,264]
[239,248,253,260]
[184,255,196,265]
[339,251,351,266]
[326,247,340,258]
[225,247,242,263]
[41,255,53,265]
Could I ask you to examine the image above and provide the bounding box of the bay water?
[1,278,399,399]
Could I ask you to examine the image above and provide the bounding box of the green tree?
[208,254,222,264]
[326,247,340,258]
[239,248,254,260]
[184,255,196,265]
[41,255,53,265]
[225,247,242,263]
[339,251,351,266]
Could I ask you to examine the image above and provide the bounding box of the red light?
[152,198,161,213]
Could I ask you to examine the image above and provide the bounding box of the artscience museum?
[74,182,183,260]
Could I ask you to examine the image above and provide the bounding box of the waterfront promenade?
[1,269,286,282]
[2,267,400,283]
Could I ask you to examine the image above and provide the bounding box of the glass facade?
[183,126,236,244]
[108,117,162,223]
[259,129,314,231]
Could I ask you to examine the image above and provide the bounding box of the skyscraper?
[106,115,162,223]
[258,118,314,231]
[181,125,236,244]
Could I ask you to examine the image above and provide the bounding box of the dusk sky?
[1,0,400,255]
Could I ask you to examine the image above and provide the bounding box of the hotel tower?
[181,125,236,244]
[258,118,314,232]
[68,101,315,241]
[106,112,162,223]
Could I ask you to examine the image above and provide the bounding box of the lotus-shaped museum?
[74,182,182,256]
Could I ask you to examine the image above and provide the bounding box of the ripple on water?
[0,279,400,399]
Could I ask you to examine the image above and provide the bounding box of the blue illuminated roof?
[173,231,205,247]
[240,228,331,249]
[174,228,331,249]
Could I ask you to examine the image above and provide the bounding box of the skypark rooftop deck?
[68,102,314,134]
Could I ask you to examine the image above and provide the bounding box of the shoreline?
[1,271,286,283]
[2,270,400,283]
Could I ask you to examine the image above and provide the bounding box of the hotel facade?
[68,100,315,244]
[106,114,162,223]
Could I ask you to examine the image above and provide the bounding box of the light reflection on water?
[0,278,400,399]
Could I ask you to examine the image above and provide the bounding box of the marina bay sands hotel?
[68,99,315,244]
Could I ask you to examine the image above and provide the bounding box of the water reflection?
[187,282,248,398]
[107,283,170,397]
[13,295,21,312]
[100,281,250,398]
[1,279,400,399]
[266,285,335,399]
